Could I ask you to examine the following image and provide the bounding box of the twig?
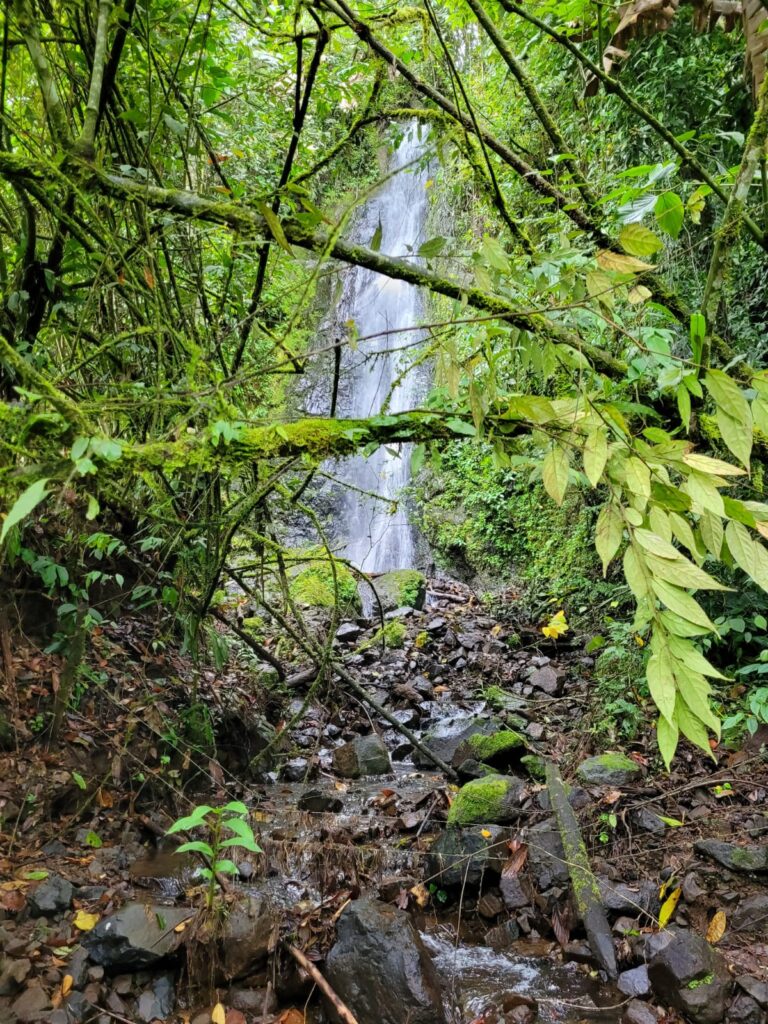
[285,943,359,1024]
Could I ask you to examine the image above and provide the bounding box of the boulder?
[324,898,445,1024]
[83,903,191,968]
[28,874,73,917]
[452,729,528,772]
[647,927,732,1024]
[427,827,510,888]
[446,774,527,826]
[576,753,642,787]
[412,715,501,769]
[333,735,391,778]
[220,894,278,980]
[695,840,768,873]
[372,571,426,612]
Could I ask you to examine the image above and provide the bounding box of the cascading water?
[322,124,431,573]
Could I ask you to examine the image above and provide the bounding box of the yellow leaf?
[480,829,492,838]
[596,249,655,274]
[706,910,726,944]
[174,920,188,933]
[658,886,682,928]
[541,609,569,640]
[409,883,429,908]
[61,975,73,996]
[211,1003,226,1024]
[73,910,100,931]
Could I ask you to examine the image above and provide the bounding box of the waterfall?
[323,125,430,574]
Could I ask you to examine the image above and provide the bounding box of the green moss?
[289,561,360,611]
[241,616,265,639]
[414,630,430,648]
[447,775,512,826]
[359,620,407,650]
[466,730,526,761]
[520,754,546,780]
[374,569,426,610]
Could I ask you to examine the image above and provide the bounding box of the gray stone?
[282,757,309,781]
[623,1000,658,1024]
[333,735,391,778]
[727,992,766,1024]
[297,788,344,813]
[648,928,732,1024]
[738,978,768,1010]
[694,840,768,873]
[682,873,707,904]
[632,808,667,834]
[83,903,191,968]
[576,754,643,787]
[0,957,31,995]
[526,818,568,890]
[335,622,362,642]
[427,827,509,888]
[66,948,89,990]
[220,894,278,980]
[62,990,97,1023]
[28,875,73,917]
[325,898,446,1024]
[598,878,657,916]
[12,982,52,1021]
[412,715,500,769]
[137,973,174,1022]
[525,665,561,695]
[618,965,651,998]
[731,895,768,933]
[499,872,530,910]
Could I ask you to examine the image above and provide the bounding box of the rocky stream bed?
[1,575,767,1024]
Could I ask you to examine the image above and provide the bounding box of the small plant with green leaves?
[166,801,261,910]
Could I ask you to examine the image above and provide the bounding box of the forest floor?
[1,579,767,1024]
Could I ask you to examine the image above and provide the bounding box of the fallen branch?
[285,943,359,1024]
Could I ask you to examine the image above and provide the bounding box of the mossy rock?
[520,754,546,781]
[412,715,502,769]
[447,773,527,826]
[359,620,407,651]
[576,753,642,787]
[373,570,426,612]
[453,729,527,771]
[289,561,361,612]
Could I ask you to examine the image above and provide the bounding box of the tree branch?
[74,0,114,158]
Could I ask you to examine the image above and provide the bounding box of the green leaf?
[624,457,651,500]
[659,610,711,638]
[647,646,676,724]
[596,504,623,574]
[370,221,383,251]
[623,544,650,601]
[85,495,100,521]
[1,478,50,544]
[72,771,86,790]
[542,446,569,506]
[583,428,608,488]
[689,313,706,366]
[176,840,214,857]
[618,223,663,257]
[716,407,752,470]
[725,521,768,592]
[633,528,680,560]
[418,236,447,257]
[220,835,262,853]
[644,551,729,590]
[219,800,249,815]
[84,831,102,849]
[675,695,716,758]
[651,579,717,631]
[213,858,240,875]
[256,202,293,255]
[752,396,768,436]
[166,805,213,834]
[657,714,679,769]
[445,418,476,437]
[677,383,691,431]
[655,192,684,239]
[667,635,727,679]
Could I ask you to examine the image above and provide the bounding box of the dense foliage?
[1,0,767,766]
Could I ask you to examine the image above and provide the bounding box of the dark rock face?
[220,895,278,980]
[325,898,446,1024]
[426,827,509,888]
[83,903,191,968]
[731,895,768,934]
[28,874,73,917]
[298,788,344,813]
[647,928,732,1024]
[694,840,768,873]
[333,734,391,778]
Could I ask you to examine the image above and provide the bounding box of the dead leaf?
[409,882,429,908]
[96,788,113,808]
[61,975,73,996]
[502,844,528,875]
[279,1010,305,1024]
[211,1003,226,1024]
[706,910,726,944]
[143,267,155,289]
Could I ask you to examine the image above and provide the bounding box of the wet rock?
[731,895,768,933]
[623,1000,658,1024]
[727,992,766,1024]
[452,730,527,772]
[11,981,52,1021]
[526,818,569,890]
[137,972,174,1022]
[425,616,447,633]
[325,898,445,1024]
[632,808,667,834]
[478,891,503,918]
[525,665,562,695]
[485,920,520,949]
[618,965,651,998]
[694,840,768,873]
[281,757,309,782]
[576,753,643,787]
[220,895,278,980]
[298,788,344,813]
[598,878,657,916]
[333,735,391,778]
[427,828,509,888]
[499,872,530,910]
[563,940,597,967]
[28,874,73,917]
[447,774,527,826]
[412,715,501,769]
[335,622,362,642]
[83,903,190,968]
[231,987,278,1014]
[373,570,426,612]
[647,927,732,1024]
